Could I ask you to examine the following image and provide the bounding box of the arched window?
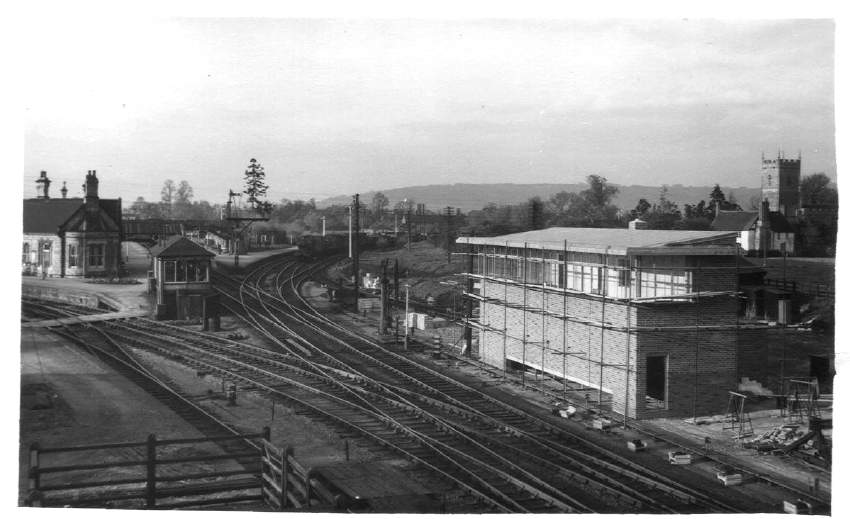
[22,243,30,264]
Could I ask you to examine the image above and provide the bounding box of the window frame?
[87,243,104,267]
[68,243,78,268]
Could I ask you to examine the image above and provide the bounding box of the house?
[456,227,740,419]
[712,200,795,255]
[22,171,122,278]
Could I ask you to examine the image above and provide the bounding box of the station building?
[456,227,741,420]
[22,171,122,278]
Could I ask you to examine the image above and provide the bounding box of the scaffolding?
[785,378,822,424]
[723,391,754,439]
[453,238,798,423]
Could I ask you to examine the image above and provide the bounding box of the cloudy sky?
[23,17,835,203]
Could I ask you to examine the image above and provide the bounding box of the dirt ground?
[19,328,227,505]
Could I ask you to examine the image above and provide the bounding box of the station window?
[87,244,104,267]
[164,260,176,282]
[196,262,209,282]
[68,244,78,267]
[176,260,187,282]
[22,243,29,264]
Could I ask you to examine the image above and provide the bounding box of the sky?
[22,17,836,204]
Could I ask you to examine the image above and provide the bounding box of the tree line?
[125,163,836,248]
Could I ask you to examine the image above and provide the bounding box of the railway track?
[21,303,264,471]
[202,253,746,513]
[22,253,810,513]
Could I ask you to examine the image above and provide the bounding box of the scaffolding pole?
[598,248,609,408]
[521,243,529,387]
[562,240,569,400]
[502,241,508,378]
[692,258,702,422]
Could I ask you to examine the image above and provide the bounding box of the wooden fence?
[259,439,348,510]
[26,429,269,509]
[763,278,834,299]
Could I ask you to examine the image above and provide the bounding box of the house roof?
[150,236,215,258]
[711,211,759,231]
[23,197,123,235]
[22,198,85,234]
[61,204,120,233]
[456,227,738,255]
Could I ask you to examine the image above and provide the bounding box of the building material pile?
[742,425,808,452]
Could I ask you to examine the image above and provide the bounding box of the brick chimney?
[84,170,99,210]
[35,171,51,199]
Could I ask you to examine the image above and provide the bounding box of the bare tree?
[160,179,176,217]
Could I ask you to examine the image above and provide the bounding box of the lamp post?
[348,205,352,258]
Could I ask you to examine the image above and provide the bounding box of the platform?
[22,310,149,328]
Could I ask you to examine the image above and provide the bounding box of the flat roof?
[456,227,738,255]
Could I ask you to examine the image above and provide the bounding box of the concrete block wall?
[479,280,639,418]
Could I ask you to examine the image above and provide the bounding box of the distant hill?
[317,183,762,213]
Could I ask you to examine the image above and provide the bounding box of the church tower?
[761,151,801,218]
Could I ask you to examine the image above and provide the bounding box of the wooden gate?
[25,430,267,509]
[260,440,333,509]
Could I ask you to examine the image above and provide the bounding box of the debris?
[627,439,646,452]
[592,419,612,432]
[552,405,576,418]
[668,451,692,465]
[716,470,743,486]
[743,425,809,453]
[783,499,812,515]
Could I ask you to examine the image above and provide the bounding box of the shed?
[150,236,215,320]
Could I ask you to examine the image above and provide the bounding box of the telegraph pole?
[404,199,412,253]
[445,206,454,263]
[352,194,360,313]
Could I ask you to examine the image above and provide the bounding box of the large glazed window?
[636,256,691,298]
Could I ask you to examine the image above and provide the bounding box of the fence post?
[146,434,157,509]
[27,442,40,506]
[281,446,293,510]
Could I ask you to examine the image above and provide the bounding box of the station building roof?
[23,198,122,235]
[151,236,215,258]
[456,227,738,256]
